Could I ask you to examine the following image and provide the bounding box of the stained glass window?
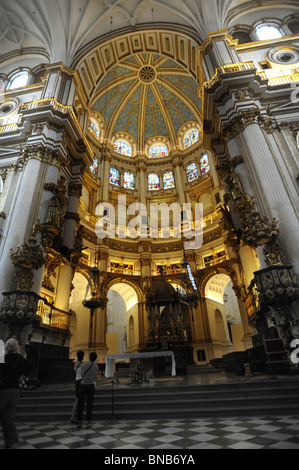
[184,129,199,148]
[148,173,160,191]
[89,157,98,175]
[256,25,283,41]
[186,163,199,182]
[149,143,168,159]
[89,121,99,136]
[114,140,132,157]
[200,154,210,175]
[124,172,135,190]
[110,167,120,186]
[163,171,175,189]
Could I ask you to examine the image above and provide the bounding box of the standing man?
[77,352,99,428]
[0,338,32,449]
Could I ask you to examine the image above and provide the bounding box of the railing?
[21,98,93,157]
[263,73,299,87]
[203,61,256,89]
[0,123,19,133]
[38,299,71,330]
[203,61,299,90]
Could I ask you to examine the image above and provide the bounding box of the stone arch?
[105,276,144,303]
[199,267,233,299]
[106,279,141,353]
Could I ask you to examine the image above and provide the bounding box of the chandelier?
[82,265,105,318]
[179,255,201,312]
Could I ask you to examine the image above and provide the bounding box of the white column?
[241,123,299,275]
[33,162,61,294]
[173,155,185,205]
[0,158,44,300]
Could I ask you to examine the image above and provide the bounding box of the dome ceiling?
[90,52,202,149]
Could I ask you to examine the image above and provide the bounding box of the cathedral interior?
[0,0,299,383]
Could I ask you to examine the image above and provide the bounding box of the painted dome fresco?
[90,53,202,150]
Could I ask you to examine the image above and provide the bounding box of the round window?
[0,100,18,116]
[268,46,299,66]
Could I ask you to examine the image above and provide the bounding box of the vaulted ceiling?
[0,0,287,66]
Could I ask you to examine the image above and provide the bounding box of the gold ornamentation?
[9,222,45,291]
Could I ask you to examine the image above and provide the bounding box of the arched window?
[163,171,175,189]
[200,153,210,175]
[231,31,252,44]
[7,71,29,90]
[89,157,98,175]
[148,173,160,191]
[149,143,168,158]
[110,167,120,186]
[288,19,299,34]
[184,129,199,148]
[88,120,99,137]
[256,25,283,41]
[114,139,132,157]
[186,162,199,182]
[124,171,135,190]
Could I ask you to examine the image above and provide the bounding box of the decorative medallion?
[139,66,156,83]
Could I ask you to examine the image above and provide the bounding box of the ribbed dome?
[90,53,202,149]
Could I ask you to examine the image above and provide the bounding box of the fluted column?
[0,154,46,301]
[136,157,147,206]
[240,120,299,275]
[63,182,83,249]
[102,149,112,203]
[226,246,253,348]
[54,181,82,313]
[33,156,62,293]
[172,154,186,205]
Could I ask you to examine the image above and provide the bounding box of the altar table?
[105,351,176,378]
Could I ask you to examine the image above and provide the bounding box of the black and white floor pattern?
[4,416,299,450]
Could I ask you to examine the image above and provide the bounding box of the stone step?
[16,378,299,421]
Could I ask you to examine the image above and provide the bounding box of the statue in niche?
[45,176,66,228]
[279,269,293,287]
[261,272,274,290]
[226,172,244,201]
[46,195,65,227]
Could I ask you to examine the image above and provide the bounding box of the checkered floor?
[3,416,299,449]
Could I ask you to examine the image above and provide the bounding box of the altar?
[105,351,176,378]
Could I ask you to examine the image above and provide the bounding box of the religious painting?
[114,139,132,157]
[88,120,99,136]
[186,162,199,182]
[110,167,120,186]
[124,171,135,189]
[89,157,98,175]
[163,171,175,189]
[148,173,160,190]
[184,129,199,148]
[149,143,168,158]
[200,153,210,174]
